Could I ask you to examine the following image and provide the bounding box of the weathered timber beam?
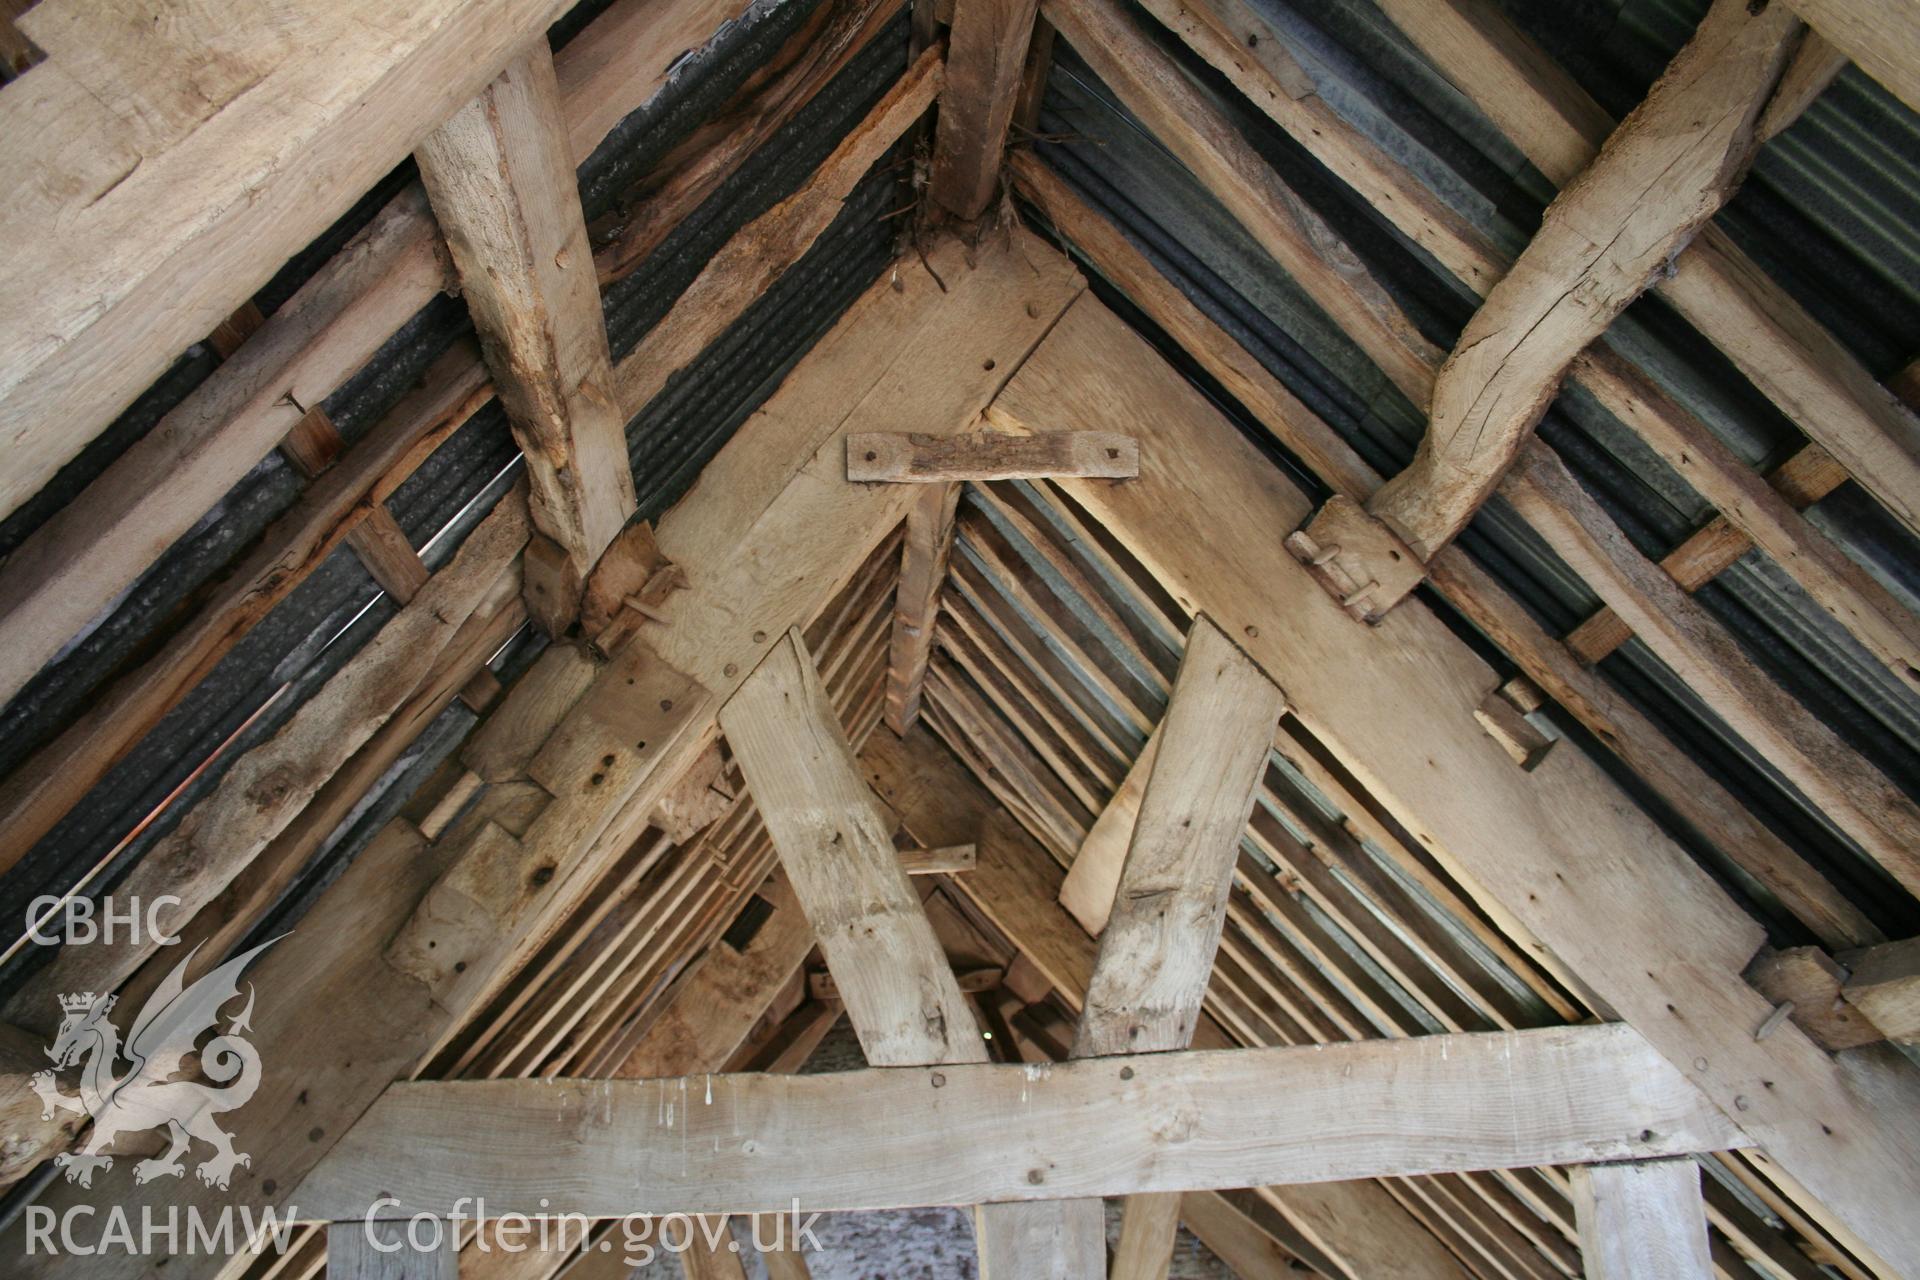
[1369,0,1920,545]
[721,629,1096,1275]
[848,430,1139,481]
[0,0,747,779]
[1780,0,1920,115]
[0,343,491,879]
[1840,937,1920,1044]
[0,234,1086,1280]
[1062,614,1287,1278]
[928,0,1043,219]
[987,289,1920,1271]
[0,0,576,520]
[1356,0,1800,574]
[328,1221,458,1278]
[865,724,1480,1280]
[295,1025,1743,1220]
[723,629,989,1065]
[884,482,962,734]
[418,43,637,583]
[4,490,533,1034]
[1039,0,1442,409]
[1145,0,1920,679]
[1501,446,1920,899]
[1571,1159,1713,1280]
[611,45,943,415]
[1013,153,1878,949]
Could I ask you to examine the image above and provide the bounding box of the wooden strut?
[1295,0,1804,617]
[717,628,1100,1275]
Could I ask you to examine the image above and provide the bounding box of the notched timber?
[847,430,1140,481]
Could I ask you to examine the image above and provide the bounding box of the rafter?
[1370,0,1920,547]
[884,482,961,734]
[417,43,637,584]
[1344,0,1802,577]
[987,289,1920,1271]
[723,628,1100,1276]
[1014,155,1879,949]
[865,724,1482,1280]
[1060,615,1287,1277]
[928,0,1042,218]
[0,0,577,520]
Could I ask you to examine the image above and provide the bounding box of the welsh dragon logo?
[32,938,277,1191]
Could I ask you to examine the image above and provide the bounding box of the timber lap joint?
[1286,495,1428,623]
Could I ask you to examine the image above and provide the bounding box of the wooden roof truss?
[1,0,1919,1277]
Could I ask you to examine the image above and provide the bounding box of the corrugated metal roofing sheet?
[1023,0,1920,940]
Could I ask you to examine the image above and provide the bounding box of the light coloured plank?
[987,290,1920,1273]
[928,0,1042,218]
[612,46,943,415]
[1011,155,1879,950]
[326,1222,457,1279]
[1058,727,1159,936]
[1571,1159,1712,1280]
[868,724,1491,1280]
[723,629,988,1066]
[1075,617,1284,1055]
[297,1025,1744,1220]
[972,1200,1108,1279]
[0,0,573,522]
[418,43,636,572]
[1503,445,1920,898]
[1364,0,1800,561]
[1041,0,1443,409]
[1842,937,1920,1044]
[1108,1192,1183,1280]
[1781,0,1920,114]
[885,482,962,733]
[849,430,1139,481]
